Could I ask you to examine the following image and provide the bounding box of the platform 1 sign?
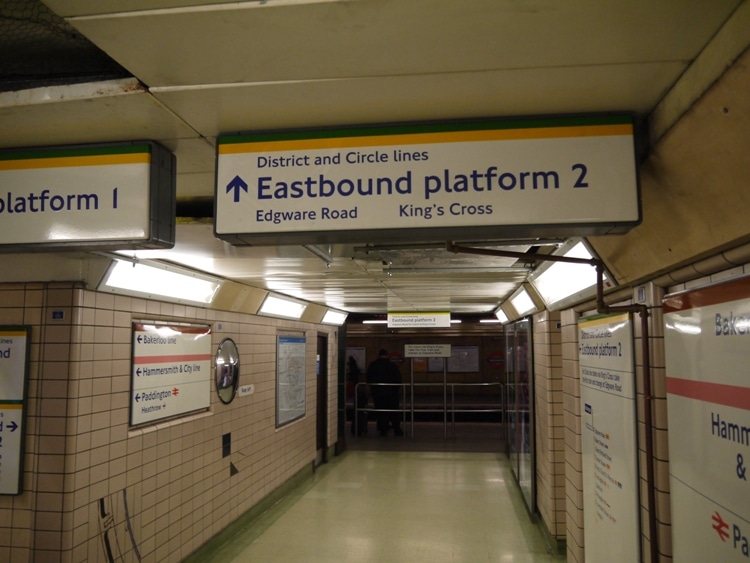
[0,326,30,495]
[215,115,639,246]
[664,276,750,562]
[0,142,175,251]
[130,323,212,425]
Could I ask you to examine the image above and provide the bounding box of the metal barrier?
[354,381,504,439]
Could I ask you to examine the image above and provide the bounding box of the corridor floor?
[195,425,565,562]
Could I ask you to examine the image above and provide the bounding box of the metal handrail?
[353,381,504,439]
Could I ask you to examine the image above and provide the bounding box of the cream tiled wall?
[0,283,338,562]
[560,308,584,563]
[633,283,671,563]
[562,288,672,563]
[532,310,565,542]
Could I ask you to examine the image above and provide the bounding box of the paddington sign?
[130,323,212,425]
[0,142,175,250]
[215,115,639,245]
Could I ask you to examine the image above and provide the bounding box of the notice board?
[664,276,750,562]
[578,313,640,562]
[130,322,212,425]
[276,334,307,427]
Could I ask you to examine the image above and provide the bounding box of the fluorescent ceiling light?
[362,320,388,324]
[494,308,509,323]
[322,309,348,325]
[532,241,600,307]
[450,319,462,324]
[259,294,307,319]
[511,288,536,316]
[480,319,502,324]
[99,259,221,305]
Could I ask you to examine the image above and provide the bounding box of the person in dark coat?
[366,349,403,436]
[347,356,368,436]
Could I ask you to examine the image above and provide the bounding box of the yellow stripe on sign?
[0,153,151,171]
[579,312,630,328]
[0,404,23,410]
[219,124,633,155]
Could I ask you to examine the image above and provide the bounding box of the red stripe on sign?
[667,377,750,410]
[662,275,750,312]
[134,354,212,364]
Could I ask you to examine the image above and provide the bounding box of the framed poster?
[276,333,307,427]
[0,326,30,495]
[447,346,479,372]
[428,357,445,372]
[345,347,366,376]
[578,313,640,563]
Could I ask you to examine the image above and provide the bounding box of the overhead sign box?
[388,311,451,328]
[0,142,175,251]
[215,115,639,245]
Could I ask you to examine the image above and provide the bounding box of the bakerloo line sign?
[214,116,640,245]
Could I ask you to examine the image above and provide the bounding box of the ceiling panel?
[61,1,738,87]
[0,0,745,316]
[152,61,684,139]
[0,79,198,149]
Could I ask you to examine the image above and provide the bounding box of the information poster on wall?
[277,334,307,426]
[345,347,366,376]
[578,313,640,562]
[130,323,212,425]
[428,357,445,372]
[404,344,452,358]
[447,346,479,372]
[0,326,30,495]
[663,276,750,562]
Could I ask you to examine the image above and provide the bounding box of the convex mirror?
[215,338,239,404]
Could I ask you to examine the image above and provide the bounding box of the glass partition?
[505,318,535,511]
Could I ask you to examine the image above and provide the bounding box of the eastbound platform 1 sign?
[388,311,451,328]
[130,323,212,425]
[215,115,639,246]
[0,326,30,495]
[579,313,640,563]
[664,277,750,562]
[0,142,175,251]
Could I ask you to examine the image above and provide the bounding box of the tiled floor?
[197,423,564,562]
